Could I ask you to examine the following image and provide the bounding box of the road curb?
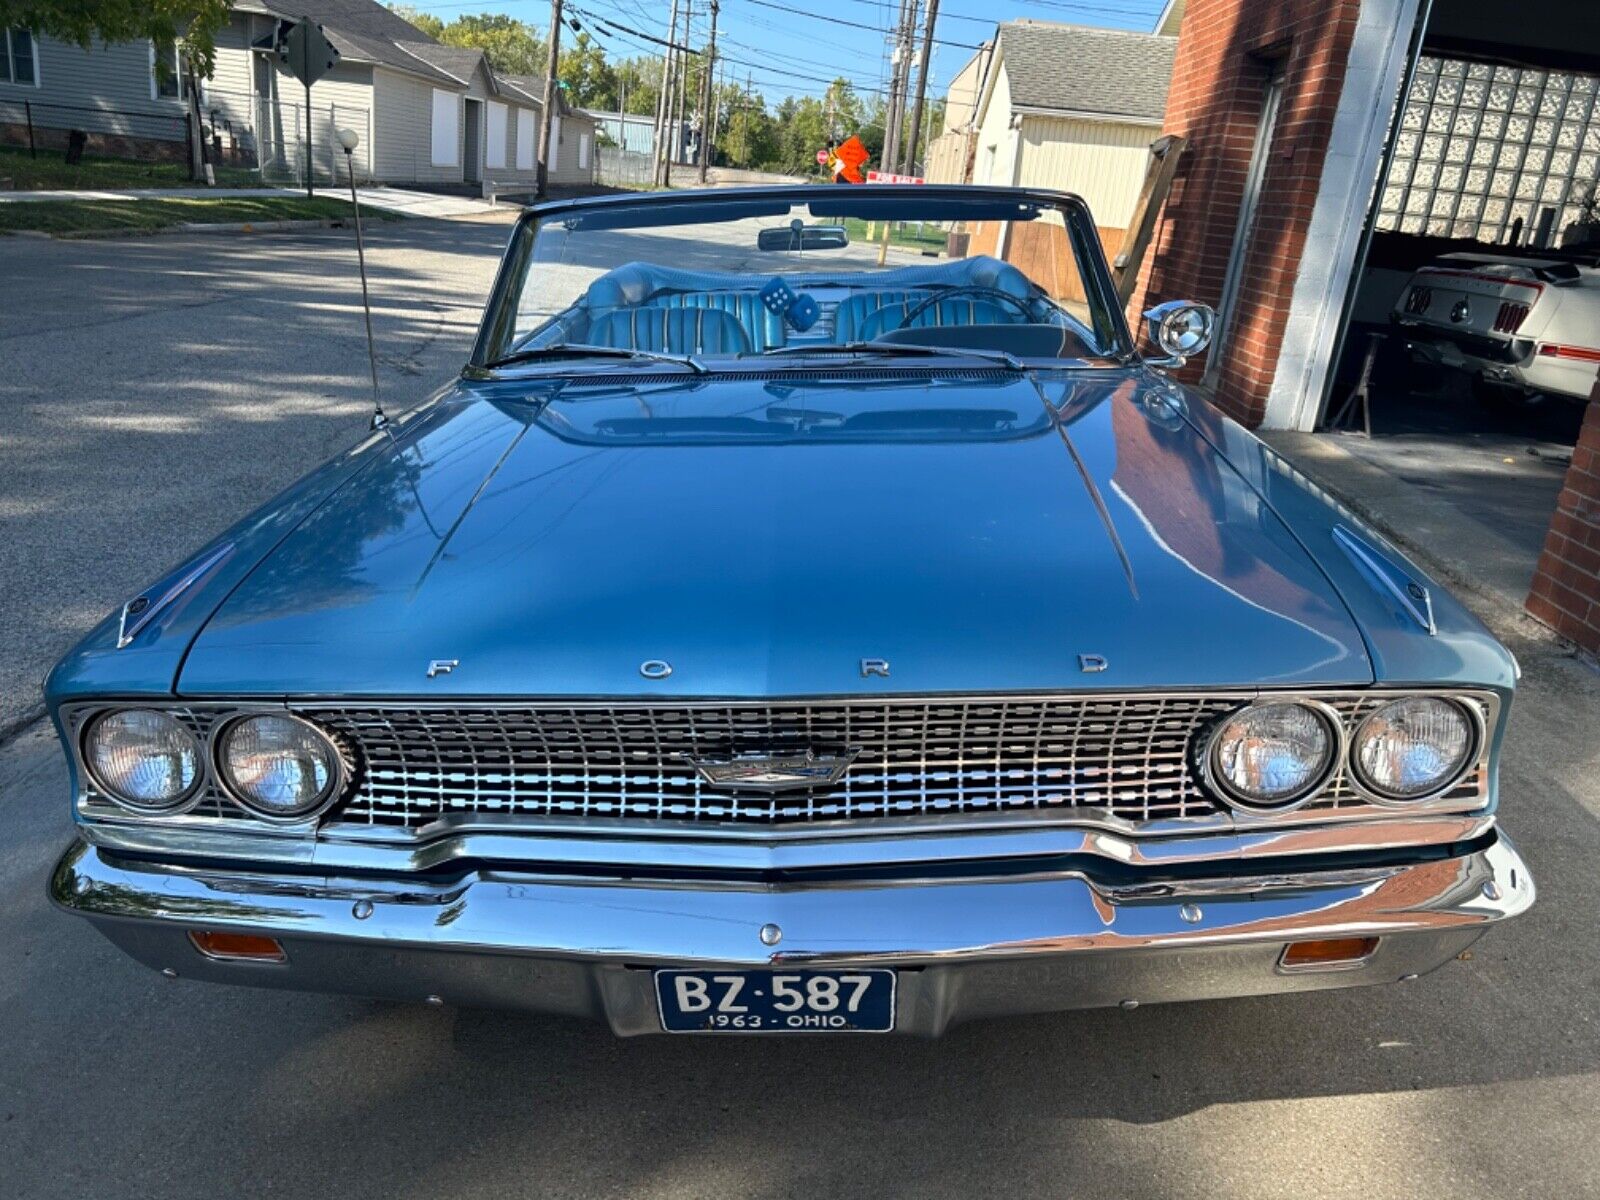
[51,217,354,240]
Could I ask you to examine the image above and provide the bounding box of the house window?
[486,101,507,169]
[149,40,194,101]
[578,132,590,170]
[2,28,38,86]
[515,108,534,170]
[430,88,458,166]
[550,115,561,171]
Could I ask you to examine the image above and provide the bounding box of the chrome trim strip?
[77,811,1497,875]
[116,543,235,650]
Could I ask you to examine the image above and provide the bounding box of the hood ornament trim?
[117,542,235,650]
[1331,525,1436,636]
[686,749,859,792]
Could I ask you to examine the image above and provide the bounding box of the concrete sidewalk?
[0,183,507,219]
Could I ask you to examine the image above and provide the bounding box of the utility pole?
[881,0,915,176]
[535,0,563,197]
[743,71,753,168]
[708,57,726,169]
[670,0,690,181]
[903,0,938,176]
[697,0,718,182]
[653,0,680,185]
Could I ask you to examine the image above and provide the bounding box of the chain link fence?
[596,146,655,189]
[0,86,373,186]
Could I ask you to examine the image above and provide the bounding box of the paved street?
[0,215,513,735]
[1,221,1598,1198]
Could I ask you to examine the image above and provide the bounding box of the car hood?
[177,370,1372,696]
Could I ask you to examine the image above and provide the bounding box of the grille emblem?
[687,749,858,792]
[426,659,459,678]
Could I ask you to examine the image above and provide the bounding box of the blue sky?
[401,0,1167,107]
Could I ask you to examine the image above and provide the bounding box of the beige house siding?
[972,63,1016,186]
[1015,115,1154,229]
[372,67,462,183]
[923,128,972,184]
[941,47,991,135]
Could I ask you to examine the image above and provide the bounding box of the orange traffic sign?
[833,136,869,183]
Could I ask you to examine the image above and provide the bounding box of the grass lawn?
[0,195,398,236]
[841,216,949,255]
[0,143,262,191]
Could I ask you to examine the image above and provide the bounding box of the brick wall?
[1527,386,1600,655]
[1130,0,1364,426]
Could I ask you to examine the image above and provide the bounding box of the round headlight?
[1206,702,1338,811]
[217,715,344,820]
[1351,697,1476,801]
[84,709,203,813]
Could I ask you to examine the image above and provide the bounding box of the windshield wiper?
[762,340,1025,371]
[484,343,708,374]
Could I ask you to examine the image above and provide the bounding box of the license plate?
[655,969,896,1033]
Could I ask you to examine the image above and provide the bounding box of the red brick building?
[1134,0,1600,656]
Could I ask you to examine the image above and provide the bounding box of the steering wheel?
[893,286,1037,331]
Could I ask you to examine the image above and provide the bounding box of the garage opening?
[1319,0,1599,584]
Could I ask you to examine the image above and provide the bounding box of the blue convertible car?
[49,186,1532,1035]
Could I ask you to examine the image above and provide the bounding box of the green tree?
[387,5,442,39]
[438,13,546,75]
[0,0,234,75]
[558,31,614,108]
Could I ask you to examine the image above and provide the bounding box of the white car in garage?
[1390,251,1600,407]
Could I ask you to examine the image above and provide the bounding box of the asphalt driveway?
[0,222,1597,1198]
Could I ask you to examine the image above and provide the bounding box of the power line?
[740,0,982,49]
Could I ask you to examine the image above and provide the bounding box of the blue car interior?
[540,255,1074,358]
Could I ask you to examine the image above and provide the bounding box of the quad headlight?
[1205,701,1340,812]
[216,714,345,821]
[1349,697,1477,802]
[83,709,204,813]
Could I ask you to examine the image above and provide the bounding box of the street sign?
[866,170,924,184]
[833,135,869,184]
[816,149,829,165]
[279,18,340,88]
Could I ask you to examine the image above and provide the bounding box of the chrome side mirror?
[1143,300,1216,367]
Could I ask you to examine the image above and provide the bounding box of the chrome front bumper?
[51,834,1533,1036]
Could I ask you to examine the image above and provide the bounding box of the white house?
[967,21,1176,238]
[0,0,597,190]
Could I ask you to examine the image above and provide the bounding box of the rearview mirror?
[1143,300,1215,367]
[757,222,849,252]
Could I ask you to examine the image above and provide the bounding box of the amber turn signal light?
[188,931,287,963]
[1279,936,1378,971]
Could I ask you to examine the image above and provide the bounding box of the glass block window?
[1377,57,1600,243]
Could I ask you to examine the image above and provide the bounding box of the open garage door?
[1316,0,1599,591]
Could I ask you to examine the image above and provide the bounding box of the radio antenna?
[337,127,388,432]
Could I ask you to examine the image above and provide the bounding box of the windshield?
[473,187,1133,373]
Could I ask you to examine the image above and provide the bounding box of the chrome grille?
[70,694,1490,832]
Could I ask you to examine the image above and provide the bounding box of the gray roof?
[237,0,463,87]
[996,21,1175,121]
[391,40,491,87]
